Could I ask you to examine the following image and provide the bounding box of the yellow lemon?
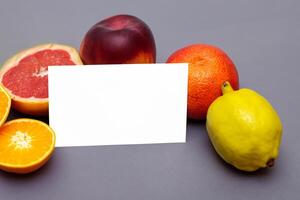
[206,82,282,172]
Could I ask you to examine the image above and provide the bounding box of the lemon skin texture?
[206,82,282,172]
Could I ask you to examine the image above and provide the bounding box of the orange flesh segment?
[0,92,9,118]
[0,86,10,125]
[0,119,55,166]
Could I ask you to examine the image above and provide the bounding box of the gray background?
[0,0,299,199]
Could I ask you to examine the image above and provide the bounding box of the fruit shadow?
[187,119,276,177]
[7,109,49,124]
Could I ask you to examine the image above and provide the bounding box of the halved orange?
[0,118,55,174]
[0,83,11,127]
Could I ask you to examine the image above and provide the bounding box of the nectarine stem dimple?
[221,81,234,95]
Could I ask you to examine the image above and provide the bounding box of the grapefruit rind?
[0,43,83,116]
[0,118,56,174]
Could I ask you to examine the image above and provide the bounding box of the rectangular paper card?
[48,63,188,147]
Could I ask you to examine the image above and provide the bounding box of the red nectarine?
[80,14,156,64]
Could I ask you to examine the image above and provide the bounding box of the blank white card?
[48,64,188,147]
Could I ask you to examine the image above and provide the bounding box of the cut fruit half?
[0,43,83,116]
[0,84,11,127]
[0,118,56,174]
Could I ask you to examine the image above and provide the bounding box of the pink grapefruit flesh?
[0,44,83,116]
[2,49,75,99]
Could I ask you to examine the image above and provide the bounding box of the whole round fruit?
[167,44,239,120]
[80,14,156,64]
[206,82,283,172]
[0,43,83,116]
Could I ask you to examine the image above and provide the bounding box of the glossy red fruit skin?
[80,14,156,64]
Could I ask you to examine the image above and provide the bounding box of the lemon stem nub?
[267,159,275,168]
[221,81,234,95]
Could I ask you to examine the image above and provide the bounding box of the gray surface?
[0,0,299,199]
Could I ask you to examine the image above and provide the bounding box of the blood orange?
[0,44,83,116]
[167,44,239,120]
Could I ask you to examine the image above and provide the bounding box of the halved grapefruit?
[0,44,83,116]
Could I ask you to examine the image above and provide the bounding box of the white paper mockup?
[48,63,188,147]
